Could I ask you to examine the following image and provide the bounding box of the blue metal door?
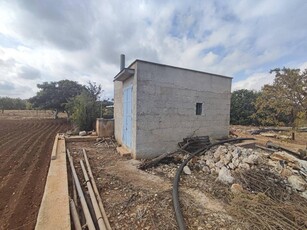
[123,85,133,148]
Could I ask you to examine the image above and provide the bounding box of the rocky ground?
[145,142,307,229]
[68,137,307,230]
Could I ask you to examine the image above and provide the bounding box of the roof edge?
[127,59,233,79]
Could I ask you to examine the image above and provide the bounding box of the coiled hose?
[172,138,255,230]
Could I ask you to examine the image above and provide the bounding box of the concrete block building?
[114,59,232,159]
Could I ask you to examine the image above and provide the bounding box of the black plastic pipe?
[172,138,255,230]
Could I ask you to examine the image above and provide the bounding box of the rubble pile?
[147,143,307,200]
[205,145,307,199]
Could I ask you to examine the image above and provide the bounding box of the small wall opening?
[196,103,202,115]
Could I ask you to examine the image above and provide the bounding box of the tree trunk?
[54,109,59,119]
[291,108,297,140]
[66,111,70,121]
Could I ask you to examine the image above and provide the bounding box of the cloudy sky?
[0,0,306,99]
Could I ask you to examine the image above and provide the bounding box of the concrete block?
[35,138,70,230]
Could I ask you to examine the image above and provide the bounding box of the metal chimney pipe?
[120,54,125,71]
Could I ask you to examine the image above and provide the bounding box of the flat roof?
[127,59,232,79]
[113,68,135,82]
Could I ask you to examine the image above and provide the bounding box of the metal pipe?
[120,54,125,71]
[80,160,107,230]
[72,171,78,208]
[67,150,95,230]
[172,138,255,230]
[69,198,82,230]
[83,149,112,230]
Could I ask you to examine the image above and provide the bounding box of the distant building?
[114,59,232,159]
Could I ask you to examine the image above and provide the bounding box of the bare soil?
[67,142,234,230]
[68,132,307,230]
[0,110,67,120]
[231,125,307,150]
[0,118,70,230]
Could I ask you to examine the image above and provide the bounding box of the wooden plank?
[234,141,256,149]
[116,146,131,157]
[65,136,98,143]
[83,149,112,230]
[35,137,70,230]
[67,151,95,230]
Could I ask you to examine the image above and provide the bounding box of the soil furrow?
[3,124,60,229]
[0,119,70,230]
[0,122,38,146]
[0,121,42,149]
[0,122,55,190]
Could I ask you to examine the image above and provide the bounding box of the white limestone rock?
[183,166,192,175]
[218,167,234,184]
[288,175,307,191]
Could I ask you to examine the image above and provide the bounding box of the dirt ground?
[231,125,307,150]
[68,142,237,230]
[0,109,67,120]
[68,131,307,230]
[0,117,70,230]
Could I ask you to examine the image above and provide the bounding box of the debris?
[249,127,291,135]
[267,141,306,160]
[139,136,211,170]
[229,193,307,230]
[230,183,243,194]
[288,175,307,191]
[301,191,307,199]
[242,154,259,165]
[260,132,277,138]
[67,150,95,230]
[236,167,290,201]
[277,135,292,140]
[79,131,87,136]
[255,144,276,152]
[280,167,294,178]
[183,166,191,175]
[218,167,234,184]
[138,151,178,170]
[298,127,307,132]
[213,146,227,162]
[178,136,211,153]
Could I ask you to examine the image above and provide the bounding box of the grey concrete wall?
[135,61,231,159]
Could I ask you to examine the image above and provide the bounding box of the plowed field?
[0,119,70,230]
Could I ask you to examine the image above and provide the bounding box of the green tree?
[254,68,307,127]
[0,97,27,113]
[253,85,292,126]
[66,82,102,130]
[230,89,260,125]
[29,80,85,119]
[86,81,102,100]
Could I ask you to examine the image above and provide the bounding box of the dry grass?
[230,167,307,229]
[228,193,307,230]
[235,166,291,201]
[0,110,67,120]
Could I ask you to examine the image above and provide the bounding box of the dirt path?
[0,119,70,230]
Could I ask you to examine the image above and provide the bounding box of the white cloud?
[0,0,306,99]
[232,72,274,91]
[299,62,307,71]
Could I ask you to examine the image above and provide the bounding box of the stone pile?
[147,143,307,200]
[194,144,307,199]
